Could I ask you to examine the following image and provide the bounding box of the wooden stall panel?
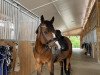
[96,27,100,42]
[17,41,34,75]
[98,2,100,27]
[89,3,97,29]
[92,43,99,62]
[96,42,100,63]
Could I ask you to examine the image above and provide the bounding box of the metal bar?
[1,0,4,20]
[0,0,39,41]
[3,0,39,18]
[31,0,58,11]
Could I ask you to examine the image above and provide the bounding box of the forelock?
[43,20,55,31]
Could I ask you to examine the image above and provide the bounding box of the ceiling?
[16,0,92,36]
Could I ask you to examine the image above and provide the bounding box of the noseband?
[40,26,57,49]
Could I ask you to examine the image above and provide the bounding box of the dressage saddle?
[55,30,69,51]
[57,36,68,51]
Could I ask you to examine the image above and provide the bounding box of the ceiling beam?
[82,0,96,29]
[30,0,58,11]
[51,0,69,29]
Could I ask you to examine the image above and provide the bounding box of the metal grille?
[0,0,39,41]
[19,10,39,41]
[82,29,97,43]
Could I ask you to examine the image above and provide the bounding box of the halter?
[40,25,58,49]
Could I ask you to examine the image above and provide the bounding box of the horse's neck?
[36,39,42,46]
[35,38,44,53]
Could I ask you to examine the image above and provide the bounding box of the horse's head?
[36,15,61,49]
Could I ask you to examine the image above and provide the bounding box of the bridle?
[40,25,58,49]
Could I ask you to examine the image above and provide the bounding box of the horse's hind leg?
[64,59,71,75]
[64,59,67,74]
[60,61,63,75]
[48,61,54,75]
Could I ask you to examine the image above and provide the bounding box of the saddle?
[58,36,68,51]
[55,30,69,52]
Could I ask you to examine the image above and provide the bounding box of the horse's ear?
[41,15,44,23]
[50,16,54,23]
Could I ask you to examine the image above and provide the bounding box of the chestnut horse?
[34,15,61,75]
[54,30,72,75]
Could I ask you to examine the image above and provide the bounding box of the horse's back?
[63,36,72,58]
[63,37,72,49]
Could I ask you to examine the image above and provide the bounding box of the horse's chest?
[35,52,52,64]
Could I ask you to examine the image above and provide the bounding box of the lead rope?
[14,44,20,72]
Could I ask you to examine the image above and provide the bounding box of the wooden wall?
[10,41,35,75]
[80,1,100,62]
[80,2,97,39]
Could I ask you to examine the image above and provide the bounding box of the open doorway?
[68,36,80,48]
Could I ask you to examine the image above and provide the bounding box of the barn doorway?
[68,36,80,48]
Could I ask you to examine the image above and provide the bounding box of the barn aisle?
[71,48,100,75]
[31,48,100,75]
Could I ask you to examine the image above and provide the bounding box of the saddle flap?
[58,37,68,51]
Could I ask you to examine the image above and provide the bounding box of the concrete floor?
[71,48,100,75]
[31,48,100,75]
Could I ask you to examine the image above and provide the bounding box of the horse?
[53,30,72,75]
[81,42,92,56]
[34,15,61,75]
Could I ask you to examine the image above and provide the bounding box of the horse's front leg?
[48,61,54,75]
[35,63,42,75]
[60,61,64,75]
